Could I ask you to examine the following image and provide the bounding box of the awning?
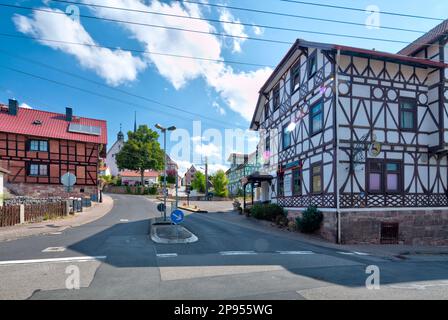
[241,172,274,186]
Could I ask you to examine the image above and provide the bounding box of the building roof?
[0,104,107,145]
[119,170,160,178]
[398,19,448,56]
[250,38,448,129]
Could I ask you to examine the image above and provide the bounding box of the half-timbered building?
[249,21,448,245]
[0,100,107,198]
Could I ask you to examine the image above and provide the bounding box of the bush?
[136,186,142,195]
[250,203,285,221]
[148,186,158,195]
[296,205,324,233]
[275,214,289,227]
[125,185,131,194]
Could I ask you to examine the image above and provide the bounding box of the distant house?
[226,152,259,196]
[105,128,125,177]
[0,100,107,198]
[0,166,9,205]
[119,170,160,186]
[183,165,197,186]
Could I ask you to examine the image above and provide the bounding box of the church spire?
[134,111,137,133]
[117,123,124,141]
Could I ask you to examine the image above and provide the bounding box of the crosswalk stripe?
[42,247,66,253]
[219,251,257,256]
[276,251,314,255]
[0,256,106,265]
[156,253,178,258]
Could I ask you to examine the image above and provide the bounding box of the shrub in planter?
[287,220,297,232]
[251,203,285,221]
[296,205,324,233]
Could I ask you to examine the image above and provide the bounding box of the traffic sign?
[170,209,184,224]
[157,203,166,213]
[61,172,76,192]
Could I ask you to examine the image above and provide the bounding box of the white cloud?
[219,9,248,53]
[252,25,264,36]
[19,102,32,109]
[212,101,226,115]
[13,1,272,121]
[13,8,146,86]
[79,0,272,121]
[195,143,220,159]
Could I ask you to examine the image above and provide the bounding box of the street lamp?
[155,124,176,222]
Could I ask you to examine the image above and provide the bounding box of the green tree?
[116,125,164,186]
[191,171,206,193]
[211,170,229,197]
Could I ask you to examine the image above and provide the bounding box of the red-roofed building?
[119,170,160,186]
[0,100,107,198]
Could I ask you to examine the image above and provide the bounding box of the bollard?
[20,204,25,224]
[65,200,70,216]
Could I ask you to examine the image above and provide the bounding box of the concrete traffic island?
[150,220,198,244]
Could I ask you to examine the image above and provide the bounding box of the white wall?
[106,140,124,177]
[0,173,4,206]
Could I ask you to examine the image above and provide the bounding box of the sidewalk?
[202,210,448,259]
[0,194,114,242]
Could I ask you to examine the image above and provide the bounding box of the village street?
[0,194,447,300]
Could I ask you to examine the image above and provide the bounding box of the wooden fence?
[0,201,67,227]
[0,205,20,227]
[25,202,67,223]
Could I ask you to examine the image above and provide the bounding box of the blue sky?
[0,0,446,174]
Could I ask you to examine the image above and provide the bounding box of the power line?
[279,0,445,22]
[0,62,246,130]
[0,4,430,46]
[0,33,273,68]
[0,3,291,46]
[49,0,426,34]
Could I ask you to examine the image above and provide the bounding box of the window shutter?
[25,140,31,152]
[25,162,30,175]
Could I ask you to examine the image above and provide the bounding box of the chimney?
[66,107,73,122]
[8,99,18,116]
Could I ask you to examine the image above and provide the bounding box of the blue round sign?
[170,209,184,224]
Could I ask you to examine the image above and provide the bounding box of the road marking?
[353,251,370,256]
[156,253,178,258]
[119,219,129,222]
[0,256,107,266]
[49,232,62,235]
[337,251,370,256]
[219,251,257,256]
[42,247,66,252]
[276,251,314,255]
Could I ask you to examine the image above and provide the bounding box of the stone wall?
[287,208,448,245]
[6,182,97,198]
[340,210,448,246]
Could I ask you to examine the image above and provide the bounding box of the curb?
[178,206,208,213]
[149,221,198,244]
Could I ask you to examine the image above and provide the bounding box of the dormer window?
[291,61,301,93]
[307,51,318,79]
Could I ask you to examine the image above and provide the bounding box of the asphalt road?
[0,194,447,300]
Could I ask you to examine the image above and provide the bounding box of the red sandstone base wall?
[6,182,98,198]
[287,208,448,245]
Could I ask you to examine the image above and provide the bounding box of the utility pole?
[205,156,209,201]
[155,124,176,222]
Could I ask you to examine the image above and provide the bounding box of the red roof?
[0,104,107,145]
[119,170,160,178]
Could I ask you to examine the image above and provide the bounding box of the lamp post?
[155,124,176,222]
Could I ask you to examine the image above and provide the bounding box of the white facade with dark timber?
[250,22,448,244]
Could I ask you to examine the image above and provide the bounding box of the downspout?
[335,49,342,244]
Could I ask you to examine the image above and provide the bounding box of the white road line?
[119,219,129,222]
[49,232,62,235]
[220,251,257,256]
[276,251,315,255]
[337,251,355,255]
[156,253,178,258]
[42,247,66,253]
[353,251,370,256]
[0,256,107,266]
[337,251,370,256]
